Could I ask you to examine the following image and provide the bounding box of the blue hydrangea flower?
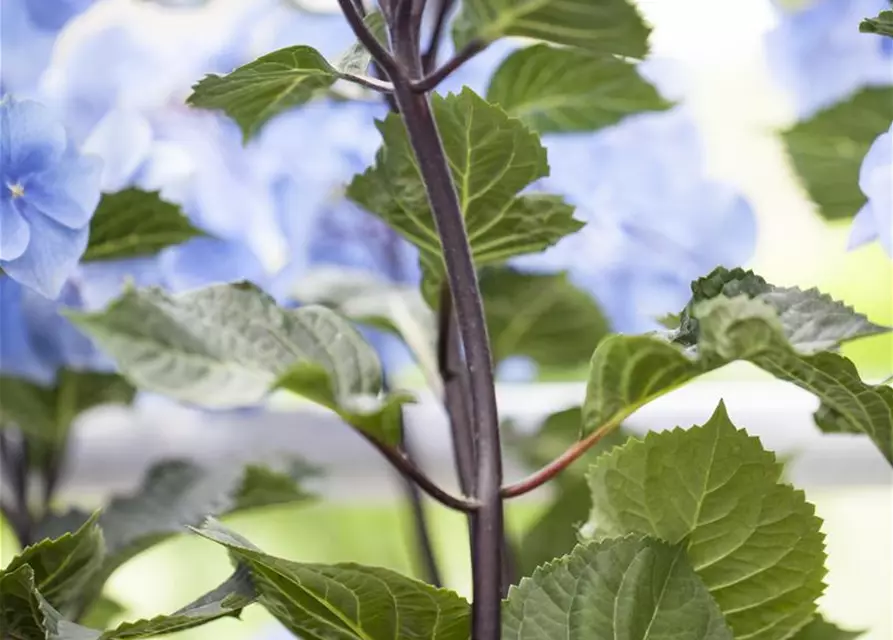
[0,97,102,299]
[766,0,893,118]
[512,108,758,333]
[849,123,892,256]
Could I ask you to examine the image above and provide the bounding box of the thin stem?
[400,430,444,587]
[422,0,455,72]
[501,421,618,498]
[364,434,480,512]
[339,73,395,93]
[411,40,487,93]
[388,45,504,640]
[336,0,402,80]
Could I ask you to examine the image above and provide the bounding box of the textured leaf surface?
[3,513,104,617]
[83,189,204,261]
[0,371,135,445]
[35,459,312,615]
[347,89,581,300]
[335,11,386,77]
[0,565,50,639]
[487,44,670,133]
[453,0,650,56]
[782,87,893,221]
[503,536,732,640]
[188,46,340,140]
[587,403,827,640]
[195,519,471,640]
[790,616,863,640]
[860,10,893,37]
[583,295,893,464]
[480,267,610,369]
[67,283,408,442]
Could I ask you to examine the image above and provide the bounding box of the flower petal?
[0,201,88,298]
[847,203,879,250]
[83,108,152,192]
[0,276,56,383]
[0,197,31,260]
[158,237,267,293]
[0,98,66,178]
[23,151,102,229]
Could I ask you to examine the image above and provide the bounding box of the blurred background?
[1,0,891,638]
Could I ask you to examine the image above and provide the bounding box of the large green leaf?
[67,283,410,444]
[782,87,893,221]
[486,44,670,133]
[194,519,471,640]
[347,88,581,301]
[790,616,863,640]
[452,0,650,56]
[860,10,893,37]
[83,189,205,262]
[503,536,732,640]
[2,513,104,618]
[480,267,610,369]
[587,403,827,640]
[582,293,893,464]
[0,371,135,445]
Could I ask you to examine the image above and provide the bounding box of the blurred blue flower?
[0,97,102,299]
[849,123,892,256]
[23,0,94,31]
[766,0,893,118]
[512,108,758,333]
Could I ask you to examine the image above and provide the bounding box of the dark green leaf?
[583,291,893,464]
[0,371,135,445]
[790,616,863,639]
[487,44,670,133]
[0,565,47,640]
[860,10,893,37]
[480,267,610,369]
[4,513,105,617]
[453,0,651,56]
[83,189,205,261]
[782,87,893,220]
[188,46,341,141]
[587,402,827,640]
[348,89,582,301]
[503,536,732,640]
[194,519,471,640]
[67,283,411,443]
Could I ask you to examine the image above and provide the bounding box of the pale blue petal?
[0,98,66,178]
[77,257,165,309]
[23,151,102,228]
[158,237,267,293]
[0,276,56,383]
[848,204,880,250]
[83,109,153,192]
[0,198,30,260]
[1,202,88,298]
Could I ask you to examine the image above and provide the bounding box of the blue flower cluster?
[851,124,892,256]
[1,0,758,386]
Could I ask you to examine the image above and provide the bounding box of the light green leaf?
[583,293,893,464]
[782,87,893,221]
[790,616,863,640]
[860,10,893,37]
[66,283,410,442]
[348,88,581,301]
[587,402,827,640]
[503,536,732,640]
[194,518,471,640]
[487,44,670,133]
[35,458,312,616]
[335,11,387,77]
[0,371,135,445]
[188,46,340,141]
[3,512,105,617]
[480,267,610,369]
[83,189,205,262]
[79,596,126,630]
[453,0,651,56]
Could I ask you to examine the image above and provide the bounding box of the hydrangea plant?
[0,0,891,639]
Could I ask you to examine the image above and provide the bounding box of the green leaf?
[66,283,410,442]
[335,11,387,77]
[587,402,827,640]
[480,267,610,369]
[860,10,893,37]
[83,189,205,262]
[0,565,48,639]
[79,596,126,630]
[347,88,581,301]
[486,44,670,133]
[782,86,893,221]
[0,371,135,445]
[188,46,341,141]
[583,291,893,464]
[503,536,732,640]
[35,458,312,616]
[453,0,650,56]
[790,616,863,640]
[3,512,105,617]
[194,519,471,640]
